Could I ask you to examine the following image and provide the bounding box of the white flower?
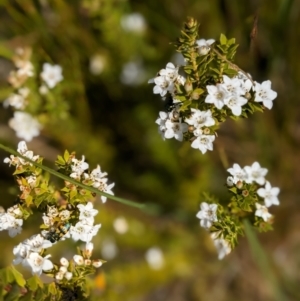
[65,272,73,280]
[244,162,268,185]
[27,253,53,275]
[211,233,231,260]
[59,210,71,221]
[89,54,106,75]
[227,163,247,184]
[70,222,101,242]
[224,94,247,116]
[196,39,215,55]
[12,242,31,266]
[73,255,84,265]
[145,247,164,270]
[7,205,22,218]
[47,206,59,218]
[70,156,89,179]
[164,119,188,141]
[222,75,244,95]
[191,133,215,154]
[196,202,218,229]
[42,214,53,227]
[55,271,64,281]
[151,75,173,97]
[227,176,234,186]
[77,202,98,225]
[120,13,146,34]
[92,260,102,268]
[113,217,129,234]
[205,84,230,109]
[155,111,168,138]
[40,63,63,88]
[254,80,277,109]
[255,203,272,222]
[25,234,52,252]
[3,93,27,109]
[16,61,34,77]
[257,181,280,207]
[184,109,215,128]
[85,242,94,258]
[9,112,42,141]
[159,63,180,82]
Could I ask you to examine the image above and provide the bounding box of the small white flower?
[205,84,230,109]
[42,214,53,227]
[155,111,169,138]
[196,202,218,229]
[59,210,71,221]
[151,75,173,97]
[40,63,63,89]
[224,94,247,116]
[211,233,231,260]
[255,203,272,222]
[257,181,280,207]
[16,61,34,77]
[70,156,89,179]
[145,247,164,270]
[77,202,98,225]
[73,255,84,265]
[12,242,31,266]
[9,112,42,141]
[47,206,59,218]
[3,93,27,109]
[120,13,146,34]
[85,242,94,258]
[196,39,215,55]
[55,271,64,281]
[27,253,53,275]
[227,163,247,184]
[25,234,52,252]
[184,109,215,128]
[254,80,277,109]
[8,218,23,237]
[164,119,188,141]
[59,266,68,274]
[70,222,101,242]
[244,162,268,185]
[191,133,215,154]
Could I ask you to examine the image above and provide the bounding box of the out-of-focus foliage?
[0,0,300,300]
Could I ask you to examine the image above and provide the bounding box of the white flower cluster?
[205,74,277,114]
[156,106,216,154]
[70,156,115,203]
[4,141,39,167]
[13,234,53,275]
[69,202,101,242]
[0,205,23,237]
[196,203,232,260]
[148,62,185,98]
[5,48,64,141]
[227,161,280,222]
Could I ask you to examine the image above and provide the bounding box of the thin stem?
[0,143,144,209]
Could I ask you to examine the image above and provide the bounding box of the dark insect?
[45,222,71,243]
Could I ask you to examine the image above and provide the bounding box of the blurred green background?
[0,0,299,300]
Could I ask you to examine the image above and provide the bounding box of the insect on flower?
[44,222,71,243]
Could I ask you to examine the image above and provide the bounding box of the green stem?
[243,220,287,301]
[0,143,144,209]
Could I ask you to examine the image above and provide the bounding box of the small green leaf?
[11,266,26,288]
[220,34,227,45]
[63,150,70,162]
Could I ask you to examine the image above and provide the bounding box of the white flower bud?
[92,260,102,268]
[59,266,67,274]
[85,242,94,258]
[226,176,234,187]
[84,259,92,266]
[65,272,73,280]
[55,272,64,281]
[60,257,69,267]
[73,255,84,265]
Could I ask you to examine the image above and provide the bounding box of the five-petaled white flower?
[257,181,280,207]
[40,63,63,89]
[70,156,89,179]
[211,232,231,260]
[227,163,247,184]
[77,202,98,225]
[27,253,53,275]
[164,119,188,141]
[191,132,215,154]
[205,84,230,109]
[196,202,218,229]
[184,109,215,128]
[244,162,268,185]
[254,80,277,109]
[255,203,272,222]
[224,94,247,116]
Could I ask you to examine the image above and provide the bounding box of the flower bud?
[226,176,234,187]
[191,91,200,100]
[242,190,249,197]
[188,125,195,133]
[55,272,64,281]
[85,259,92,266]
[203,128,210,135]
[85,242,94,258]
[236,181,243,189]
[59,266,67,274]
[184,80,193,93]
[65,272,73,280]
[60,257,69,267]
[73,255,84,265]
[92,260,103,268]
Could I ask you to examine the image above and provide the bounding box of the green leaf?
[0,266,15,284]
[27,275,43,291]
[220,34,227,45]
[63,150,70,162]
[227,38,236,45]
[10,266,26,288]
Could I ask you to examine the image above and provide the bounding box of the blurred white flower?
[101,239,118,260]
[255,203,272,222]
[145,247,164,270]
[196,202,218,229]
[113,217,129,234]
[120,60,146,85]
[257,181,280,207]
[211,232,231,260]
[9,112,41,141]
[89,54,106,75]
[39,85,49,95]
[120,13,146,34]
[77,202,98,226]
[244,162,268,185]
[40,63,63,88]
